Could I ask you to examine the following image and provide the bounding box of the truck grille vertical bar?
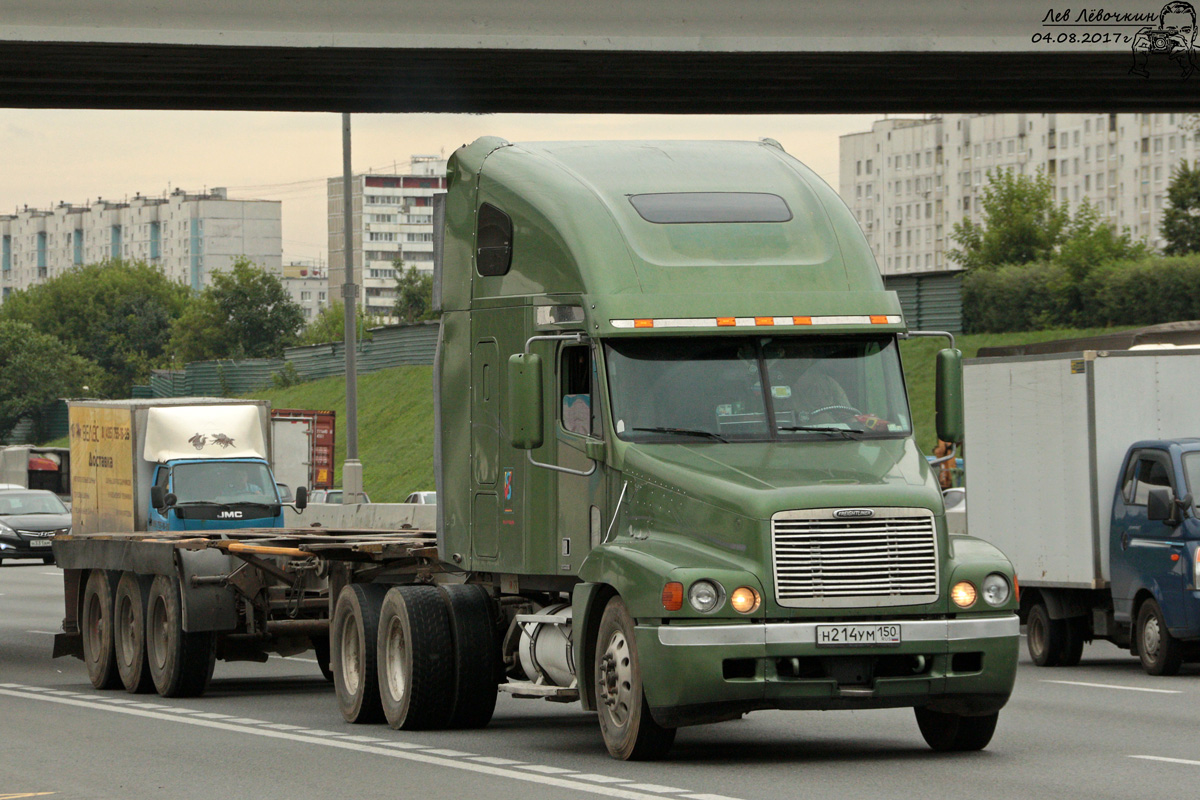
[771,508,939,608]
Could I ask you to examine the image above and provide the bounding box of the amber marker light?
[634,319,654,328]
[793,316,813,325]
[662,582,684,611]
[730,586,761,614]
[754,317,774,326]
[717,317,736,327]
[951,581,977,608]
[870,315,889,324]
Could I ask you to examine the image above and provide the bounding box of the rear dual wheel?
[1026,602,1084,667]
[145,575,216,697]
[81,570,121,690]
[114,572,154,693]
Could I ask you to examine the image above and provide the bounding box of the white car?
[310,489,371,504]
[405,491,437,505]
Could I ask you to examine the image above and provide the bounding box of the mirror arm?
[929,441,957,467]
[900,329,956,350]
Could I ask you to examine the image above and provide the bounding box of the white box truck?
[965,346,1200,674]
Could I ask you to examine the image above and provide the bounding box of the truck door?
[472,339,500,560]
[1111,449,1188,626]
[556,343,606,573]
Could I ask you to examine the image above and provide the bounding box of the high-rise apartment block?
[282,261,330,321]
[0,188,282,301]
[840,113,1200,276]
[327,156,447,320]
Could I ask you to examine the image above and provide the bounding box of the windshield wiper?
[778,425,866,439]
[632,427,728,442]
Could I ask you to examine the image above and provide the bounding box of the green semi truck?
[54,136,1019,761]
[329,137,1018,759]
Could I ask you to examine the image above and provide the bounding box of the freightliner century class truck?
[54,138,1019,760]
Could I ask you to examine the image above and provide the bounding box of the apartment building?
[282,261,329,321]
[0,188,281,301]
[327,156,447,320]
[840,113,1200,276]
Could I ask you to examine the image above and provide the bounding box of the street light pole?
[341,113,362,504]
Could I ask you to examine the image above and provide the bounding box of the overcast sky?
[0,110,883,265]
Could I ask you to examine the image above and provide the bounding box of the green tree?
[1057,198,1148,282]
[948,169,1069,271]
[0,260,188,397]
[0,321,99,441]
[296,300,382,346]
[169,257,305,363]
[393,265,437,324]
[1161,160,1200,255]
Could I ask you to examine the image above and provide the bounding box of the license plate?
[29,539,52,548]
[815,624,902,647]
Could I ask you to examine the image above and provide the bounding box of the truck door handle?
[1121,532,1130,550]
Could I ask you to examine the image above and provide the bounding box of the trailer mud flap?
[178,548,239,633]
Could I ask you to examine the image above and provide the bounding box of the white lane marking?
[423,748,476,757]
[624,785,685,794]
[190,712,233,718]
[1042,680,1182,694]
[25,630,58,635]
[282,656,320,664]
[380,741,428,750]
[574,775,632,784]
[685,795,745,800]
[1131,755,1200,767]
[338,735,386,743]
[0,686,741,800]
[41,572,60,576]
[224,718,267,725]
[518,765,577,774]
[470,756,525,765]
[262,723,307,730]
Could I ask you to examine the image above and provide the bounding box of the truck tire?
[81,570,121,690]
[332,583,388,723]
[595,596,676,760]
[914,708,999,751]
[440,583,500,729]
[1060,617,1086,667]
[114,572,154,694]
[145,575,216,697]
[311,634,334,682]
[1136,599,1184,676]
[1026,602,1065,667]
[377,585,455,730]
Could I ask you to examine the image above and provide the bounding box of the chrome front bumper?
[657,615,1019,646]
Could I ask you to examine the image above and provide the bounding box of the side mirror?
[935,348,965,444]
[585,439,607,462]
[1147,486,1177,524]
[294,486,308,512]
[163,492,177,510]
[508,353,544,449]
[150,485,165,510]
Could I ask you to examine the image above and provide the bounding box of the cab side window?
[154,466,170,494]
[1130,454,1172,506]
[561,345,598,438]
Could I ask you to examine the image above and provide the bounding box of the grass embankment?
[248,367,435,503]
[900,326,1136,453]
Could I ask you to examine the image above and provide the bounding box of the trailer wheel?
[81,570,121,689]
[914,708,999,751]
[114,572,153,693]
[332,583,388,723]
[440,583,499,729]
[595,596,676,760]
[1136,599,1183,676]
[1026,602,1065,667]
[145,575,216,698]
[377,585,455,730]
[311,634,334,682]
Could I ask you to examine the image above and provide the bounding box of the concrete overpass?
[1,1,1196,112]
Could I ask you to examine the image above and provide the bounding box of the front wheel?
[914,708,999,751]
[594,597,675,761]
[1136,599,1183,676]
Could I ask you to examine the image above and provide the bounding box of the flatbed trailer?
[53,527,441,695]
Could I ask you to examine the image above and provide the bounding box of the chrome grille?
[772,508,939,608]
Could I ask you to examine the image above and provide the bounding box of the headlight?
[0,522,14,535]
[981,574,1011,607]
[688,580,725,613]
[951,581,977,608]
[730,586,761,614]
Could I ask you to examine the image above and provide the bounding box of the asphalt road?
[2,560,1199,800]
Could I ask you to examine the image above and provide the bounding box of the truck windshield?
[172,462,279,505]
[605,336,911,443]
[1181,453,1200,505]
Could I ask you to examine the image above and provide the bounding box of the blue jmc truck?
[966,346,1200,675]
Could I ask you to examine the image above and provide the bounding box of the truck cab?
[148,456,283,531]
[1109,439,1200,672]
[432,137,1019,757]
